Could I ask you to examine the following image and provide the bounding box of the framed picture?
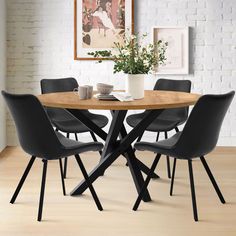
[74,0,134,60]
[153,26,189,75]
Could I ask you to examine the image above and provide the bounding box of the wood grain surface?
[37,90,201,110]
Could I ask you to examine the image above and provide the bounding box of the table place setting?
[95,83,134,101]
[75,82,134,102]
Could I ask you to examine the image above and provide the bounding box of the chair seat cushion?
[52,118,90,133]
[134,132,182,157]
[126,112,184,132]
[85,112,109,130]
[55,132,104,158]
[48,108,108,133]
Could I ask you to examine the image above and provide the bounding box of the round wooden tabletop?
[37,90,201,110]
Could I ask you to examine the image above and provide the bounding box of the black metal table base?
[68,109,164,202]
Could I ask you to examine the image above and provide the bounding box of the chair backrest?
[40,77,90,118]
[41,77,78,93]
[154,79,192,122]
[2,91,63,159]
[175,91,235,158]
[41,77,83,120]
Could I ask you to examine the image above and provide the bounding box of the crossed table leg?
[68,109,164,202]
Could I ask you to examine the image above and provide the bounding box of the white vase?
[125,74,144,99]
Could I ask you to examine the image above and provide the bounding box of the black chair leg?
[188,160,198,222]
[137,132,144,142]
[37,159,48,222]
[164,132,171,179]
[166,157,171,179]
[63,158,68,179]
[59,159,66,196]
[90,131,103,156]
[63,133,70,179]
[75,133,78,141]
[200,156,225,204]
[10,156,36,204]
[170,158,177,196]
[169,127,179,192]
[74,154,103,211]
[133,154,161,211]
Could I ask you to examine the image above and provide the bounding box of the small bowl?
[97,83,114,95]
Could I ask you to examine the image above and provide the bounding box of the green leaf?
[87,32,168,74]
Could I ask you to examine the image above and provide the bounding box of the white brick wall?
[0,0,6,151]
[6,0,236,146]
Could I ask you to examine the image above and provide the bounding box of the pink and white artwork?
[75,0,134,60]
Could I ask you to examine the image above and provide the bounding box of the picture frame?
[74,0,134,60]
[153,26,189,75]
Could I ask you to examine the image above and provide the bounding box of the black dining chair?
[2,91,104,221]
[132,91,235,221]
[41,78,109,179]
[126,79,191,178]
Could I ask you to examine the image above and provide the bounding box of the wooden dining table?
[38,90,200,202]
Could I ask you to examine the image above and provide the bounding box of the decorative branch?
[88,33,168,74]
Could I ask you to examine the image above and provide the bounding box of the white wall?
[6,0,236,146]
[0,0,6,151]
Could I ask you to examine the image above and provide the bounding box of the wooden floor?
[0,146,236,236]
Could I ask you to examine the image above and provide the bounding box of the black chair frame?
[41,78,108,179]
[132,91,235,221]
[127,78,192,179]
[2,91,103,221]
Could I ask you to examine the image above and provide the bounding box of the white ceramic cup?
[85,85,93,99]
[79,86,88,100]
